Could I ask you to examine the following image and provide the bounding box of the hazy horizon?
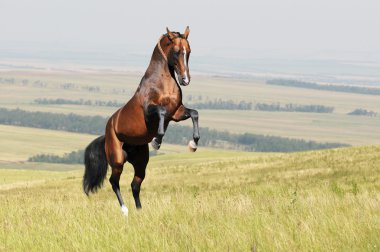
[1,0,380,80]
[2,1,379,52]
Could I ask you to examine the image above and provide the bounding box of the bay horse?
[83,27,200,215]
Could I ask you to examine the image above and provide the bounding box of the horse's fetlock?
[194,136,200,143]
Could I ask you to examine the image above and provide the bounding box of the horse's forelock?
[166,31,185,40]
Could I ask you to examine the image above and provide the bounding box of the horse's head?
[161,27,191,86]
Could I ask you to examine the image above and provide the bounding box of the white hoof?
[121,205,128,216]
[188,140,197,152]
[151,138,161,150]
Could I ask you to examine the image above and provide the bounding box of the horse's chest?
[158,93,180,111]
[159,93,178,105]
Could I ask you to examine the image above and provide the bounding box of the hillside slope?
[1,146,379,251]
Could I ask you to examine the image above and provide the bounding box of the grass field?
[0,125,95,162]
[2,70,380,114]
[199,110,380,145]
[1,146,379,251]
[0,125,202,162]
[1,69,380,146]
[1,65,380,251]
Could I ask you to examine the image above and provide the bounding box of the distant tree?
[267,79,380,96]
[0,108,348,153]
[348,109,377,117]
[28,149,158,164]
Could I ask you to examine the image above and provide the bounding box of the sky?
[1,0,379,62]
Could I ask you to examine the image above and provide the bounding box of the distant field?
[0,125,95,162]
[1,69,380,147]
[199,110,380,145]
[2,70,380,114]
[1,146,379,251]
[0,125,200,162]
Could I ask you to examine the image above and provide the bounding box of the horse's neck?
[142,47,178,93]
[146,46,169,74]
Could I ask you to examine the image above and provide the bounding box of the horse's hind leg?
[128,144,149,209]
[109,165,128,215]
[105,125,129,215]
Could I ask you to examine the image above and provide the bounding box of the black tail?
[83,135,108,195]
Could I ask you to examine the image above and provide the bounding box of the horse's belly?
[122,135,153,145]
[110,101,151,145]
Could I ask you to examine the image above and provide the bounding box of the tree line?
[34,97,333,113]
[190,99,253,110]
[0,77,101,92]
[164,125,347,152]
[348,108,377,117]
[0,108,105,134]
[0,108,348,154]
[254,103,334,113]
[28,150,85,164]
[28,149,158,164]
[267,79,380,96]
[34,98,125,108]
[34,98,253,110]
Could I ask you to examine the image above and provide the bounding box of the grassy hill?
[0,65,379,251]
[1,145,379,251]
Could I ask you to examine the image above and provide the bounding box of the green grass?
[1,146,379,251]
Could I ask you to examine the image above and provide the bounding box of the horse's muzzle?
[181,76,190,86]
[174,69,190,86]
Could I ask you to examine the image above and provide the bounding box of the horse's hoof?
[151,138,161,150]
[121,205,129,216]
[188,140,197,152]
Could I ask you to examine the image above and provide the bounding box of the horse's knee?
[190,109,199,120]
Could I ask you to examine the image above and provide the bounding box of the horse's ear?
[166,27,175,41]
[183,26,190,39]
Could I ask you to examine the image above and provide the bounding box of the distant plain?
[0,62,379,251]
[1,68,379,146]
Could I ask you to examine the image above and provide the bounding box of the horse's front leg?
[150,105,167,150]
[172,105,200,152]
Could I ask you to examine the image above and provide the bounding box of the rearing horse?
[83,27,200,215]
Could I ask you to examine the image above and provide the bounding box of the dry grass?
[0,125,95,162]
[1,146,379,251]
